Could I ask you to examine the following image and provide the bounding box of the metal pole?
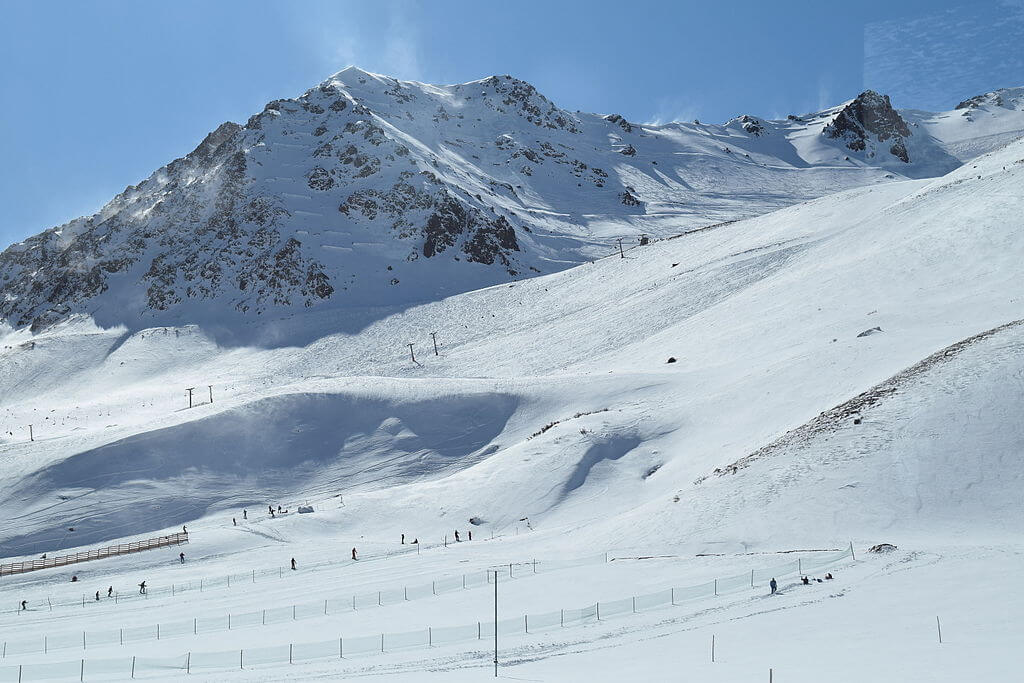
[850,541,857,561]
[430,332,439,355]
[493,570,498,678]
[617,238,624,258]
[712,634,715,662]
[208,385,213,404]
[936,616,943,643]
[407,343,416,363]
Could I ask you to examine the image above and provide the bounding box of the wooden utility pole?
[617,238,624,258]
[407,344,416,364]
[185,388,194,409]
[430,332,439,356]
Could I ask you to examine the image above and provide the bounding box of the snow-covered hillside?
[1,75,1023,682]
[1,68,1021,344]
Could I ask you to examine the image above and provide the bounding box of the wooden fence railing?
[0,532,189,577]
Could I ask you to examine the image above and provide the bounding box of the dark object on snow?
[233,518,237,526]
[351,547,358,561]
[182,525,187,534]
[68,527,74,532]
[71,575,78,582]
[297,505,314,513]
[107,586,113,597]
[138,582,146,594]
[854,418,862,424]
[179,552,185,564]
[868,543,898,553]
[802,576,809,585]
[21,600,27,610]
[401,534,405,544]
[291,558,296,570]
[95,591,100,601]
[469,517,485,526]
[667,357,677,363]
[243,509,247,519]
[857,326,883,337]
[825,573,834,580]
[455,530,461,542]
[769,578,777,594]
[468,530,472,541]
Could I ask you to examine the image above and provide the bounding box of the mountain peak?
[825,89,911,162]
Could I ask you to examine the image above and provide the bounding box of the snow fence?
[0,547,854,681]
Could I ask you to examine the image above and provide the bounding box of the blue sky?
[0,0,1019,246]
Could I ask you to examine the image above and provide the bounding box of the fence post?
[632,597,636,613]
[381,633,384,653]
[378,591,382,606]
[80,659,84,681]
[432,581,436,595]
[252,569,255,583]
[405,587,408,601]
[533,559,537,573]
[120,629,123,645]
[157,623,160,640]
[478,622,481,639]
[262,610,265,625]
[509,563,513,578]
[186,652,190,674]
[44,636,47,653]
[240,649,243,670]
[229,614,232,630]
[200,579,203,592]
[324,599,328,615]
[525,614,529,633]
[936,616,943,643]
[798,558,802,575]
[671,588,675,606]
[714,579,718,596]
[429,627,432,646]
[289,643,293,664]
[131,656,135,678]
[172,584,175,596]
[463,575,466,589]
[194,617,197,634]
[750,569,754,588]
[340,637,344,659]
[850,541,856,561]
[712,634,715,663]
[596,603,601,621]
[227,575,230,588]
[293,605,296,620]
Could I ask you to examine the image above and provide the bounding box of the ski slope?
[0,135,1022,680]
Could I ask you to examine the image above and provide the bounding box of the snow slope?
[0,96,1022,683]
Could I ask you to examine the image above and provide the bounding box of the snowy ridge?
[1,69,1021,343]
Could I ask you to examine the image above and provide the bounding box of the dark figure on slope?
[243,509,247,520]
[20,600,27,611]
[291,558,296,571]
[107,586,113,598]
[95,591,100,601]
[802,576,809,585]
[179,552,185,564]
[233,518,236,526]
[769,578,777,594]
[351,547,358,561]
[138,582,146,595]
[71,575,78,583]
[455,530,460,542]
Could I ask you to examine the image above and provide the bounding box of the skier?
[243,509,247,520]
[233,518,237,526]
[825,572,834,580]
[455,530,460,542]
[182,525,187,534]
[95,591,100,601]
[401,533,405,544]
[107,586,113,598]
[268,505,274,515]
[71,575,78,583]
[769,578,778,594]
[291,558,296,571]
[412,538,418,545]
[468,530,472,541]
[277,505,282,513]
[20,600,27,611]
[179,552,185,564]
[138,581,147,595]
[351,547,358,561]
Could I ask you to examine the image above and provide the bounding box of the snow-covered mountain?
[1,68,1022,344]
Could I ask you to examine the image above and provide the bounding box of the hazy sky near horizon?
[1,0,1019,245]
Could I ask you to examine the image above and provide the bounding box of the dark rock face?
[825,91,912,162]
[737,115,766,136]
[604,113,633,133]
[956,91,1004,110]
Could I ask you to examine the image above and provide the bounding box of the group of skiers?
[769,572,835,594]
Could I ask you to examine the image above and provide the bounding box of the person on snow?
[71,575,78,583]
[468,530,472,541]
[401,534,405,544]
[138,582,147,595]
[243,509,247,520]
[277,505,283,513]
[802,576,809,585]
[107,586,113,598]
[455,530,460,542]
[20,600,27,611]
[825,572,834,580]
[182,525,187,534]
[769,578,777,594]
[351,547,358,561]
[95,591,100,601]
[179,552,185,564]
[268,505,274,515]
[291,558,296,571]
[233,518,237,526]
